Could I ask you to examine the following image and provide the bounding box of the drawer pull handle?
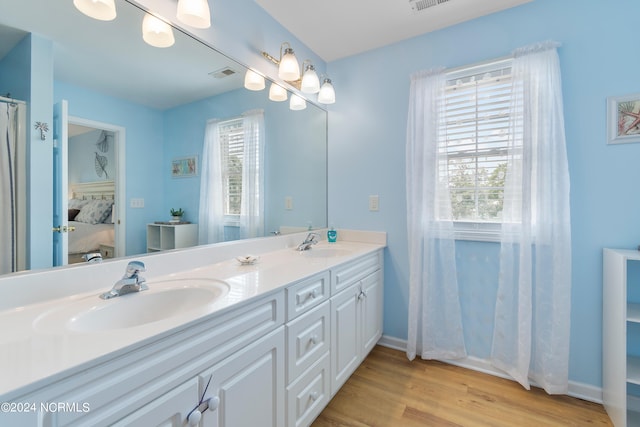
[310,391,319,401]
[309,335,318,345]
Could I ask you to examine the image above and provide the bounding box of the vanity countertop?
[0,235,385,400]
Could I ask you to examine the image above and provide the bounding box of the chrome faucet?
[100,260,148,300]
[297,232,320,251]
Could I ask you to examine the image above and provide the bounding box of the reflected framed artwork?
[607,93,640,144]
[171,156,198,178]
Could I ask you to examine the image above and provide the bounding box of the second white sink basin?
[34,278,230,334]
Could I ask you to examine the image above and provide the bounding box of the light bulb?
[142,14,175,48]
[279,48,300,81]
[177,0,211,29]
[301,65,320,94]
[268,83,288,102]
[318,78,336,104]
[73,0,117,21]
[244,70,265,91]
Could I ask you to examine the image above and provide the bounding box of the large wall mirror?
[0,0,327,275]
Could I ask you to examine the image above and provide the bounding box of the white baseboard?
[377,335,603,404]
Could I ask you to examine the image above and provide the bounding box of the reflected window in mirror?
[199,110,265,244]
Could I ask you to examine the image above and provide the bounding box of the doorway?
[62,116,125,264]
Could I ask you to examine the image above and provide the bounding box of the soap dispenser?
[327,225,337,243]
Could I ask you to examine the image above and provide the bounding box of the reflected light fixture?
[289,94,307,111]
[317,78,336,104]
[300,61,320,94]
[73,0,117,21]
[176,0,211,29]
[142,13,175,48]
[244,69,266,91]
[268,83,288,102]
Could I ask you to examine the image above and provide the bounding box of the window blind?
[439,63,513,222]
[218,118,244,215]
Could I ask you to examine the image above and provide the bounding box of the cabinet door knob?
[187,409,202,426]
[309,335,318,345]
[207,396,220,411]
[310,391,319,401]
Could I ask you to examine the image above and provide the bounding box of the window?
[439,60,516,239]
[218,118,244,216]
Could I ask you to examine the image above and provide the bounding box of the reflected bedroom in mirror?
[0,0,328,276]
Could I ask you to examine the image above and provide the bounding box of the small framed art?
[171,156,198,178]
[608,93,640,145]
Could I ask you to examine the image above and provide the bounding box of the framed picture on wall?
[171,156,198,178]
[607,93,640,144]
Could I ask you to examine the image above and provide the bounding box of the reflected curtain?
[198,118,225,244]
[491,42,572,394]
[0,102,18,274]
[239,109,264,239]
[405,69,467,361]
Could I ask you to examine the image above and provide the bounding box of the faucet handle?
[124,260,146,278]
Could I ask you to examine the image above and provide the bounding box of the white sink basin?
[300,246,352,258]
[34,278,229,333]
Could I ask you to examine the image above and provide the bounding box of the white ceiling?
[255,0,533,62]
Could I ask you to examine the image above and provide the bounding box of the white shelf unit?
[146,223,198,252]
[603,248,640,427]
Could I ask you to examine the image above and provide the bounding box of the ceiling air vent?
[409,0,451,14]
[209,67,237,79]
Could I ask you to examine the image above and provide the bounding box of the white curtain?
[198,118,225,244]
[0,102,18,274]
[239,109,265,239]
[406,69,467,361]
[491,41,572,394]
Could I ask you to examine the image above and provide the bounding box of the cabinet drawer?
[286,353,330,427]
[331,251,382,295]
[286,271,330,321]
[286,301,330,383]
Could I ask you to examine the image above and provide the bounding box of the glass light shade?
[177,0,211,29]
[318,78,336,104]
[300,65,320,94]
[73,0,117,21]
[244,70,266,91]
[268,83,288,102]
[289,94,307,111]
[279,48,300,81]
[142,14,175,48]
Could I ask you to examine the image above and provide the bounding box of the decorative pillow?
[68,198,89,210]
[68,208,81,221]
[103,204,115,224]
[74,199,114,225]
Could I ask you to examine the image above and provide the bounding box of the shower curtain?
[0,101,19,275]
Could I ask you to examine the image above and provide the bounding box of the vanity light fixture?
[73,0,117,21]
[244,69,266,91]
[300,61,320,94]
[176,0,211,29]
[289,94,307,111]
[268,83,288,102]
[142,13,175,48]
[317,78,336,104]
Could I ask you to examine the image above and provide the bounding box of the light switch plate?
[369,195,379,211]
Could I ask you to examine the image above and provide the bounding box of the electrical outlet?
[130,198,145,208]
[285,196,293,210]
[369,195,379,212]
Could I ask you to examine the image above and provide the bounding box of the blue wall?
[327,0,640,388]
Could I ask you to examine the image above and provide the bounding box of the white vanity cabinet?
[603,248,640,427]
[330,251,384,396]
[26,292,284,427]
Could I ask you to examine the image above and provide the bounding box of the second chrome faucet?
[100,260,147,300]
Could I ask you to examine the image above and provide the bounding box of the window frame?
[217,117,244,226]
[441,58,514,242]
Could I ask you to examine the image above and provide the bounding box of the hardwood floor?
[312,346,612,427]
